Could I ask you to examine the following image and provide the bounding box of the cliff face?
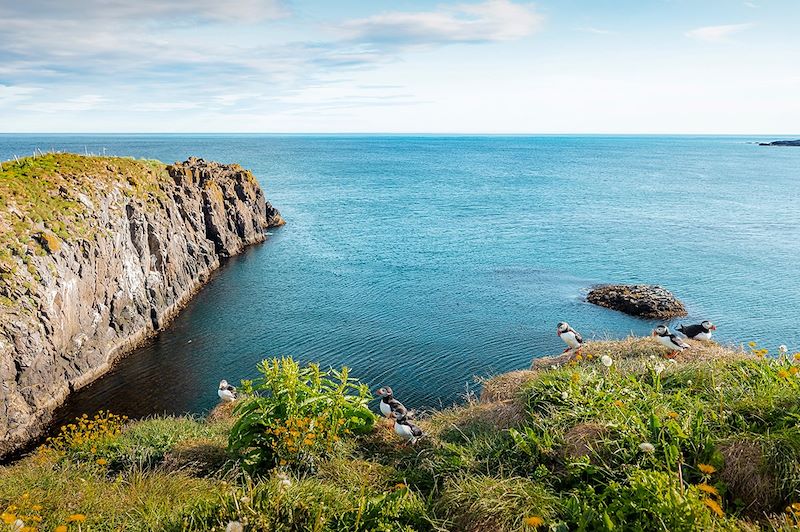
[0,155,283,457]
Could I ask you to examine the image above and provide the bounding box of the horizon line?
[1,132,798,137]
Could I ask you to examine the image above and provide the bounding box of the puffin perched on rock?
[392,410,423,445]
[218,380,237,402]
[376,387,408,418]
[677,320,716,341]
[653,325,690,358]
[557,322,583,354]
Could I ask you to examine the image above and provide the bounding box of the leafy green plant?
[228,357,375,472]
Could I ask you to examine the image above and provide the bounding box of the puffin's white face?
[219,380,228,389]
[557,322,569,335]
[377,387,392,397]
[701,320,715,331]
[653,325,668,336]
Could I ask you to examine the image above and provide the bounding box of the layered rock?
[0,155,283,457]
[586,284,686,319]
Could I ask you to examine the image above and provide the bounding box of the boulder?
[586,284,686,319]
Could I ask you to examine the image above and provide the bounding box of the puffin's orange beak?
[651,331,657,336]
[711,325,717,330]
[557,331,561,336]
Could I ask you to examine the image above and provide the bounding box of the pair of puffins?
[376,386,423,444]
[557,320,717,358]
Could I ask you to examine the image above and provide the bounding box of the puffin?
[653,325,690,358]
[218,380,237,402]
[392,410,423,445]
[376,387,408,418]
[676,320,716,341]
[557,322,583,354]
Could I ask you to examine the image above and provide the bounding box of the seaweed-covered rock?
[586,284,686,319]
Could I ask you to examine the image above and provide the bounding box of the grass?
[2,339,800,531]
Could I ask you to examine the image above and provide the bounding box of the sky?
[0,0,798,133]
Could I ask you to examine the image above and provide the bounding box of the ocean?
[1,134,798,422]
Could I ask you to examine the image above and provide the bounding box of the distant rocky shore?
[0,154,283,458]
[758,139,800,146]
[586,284,686,319]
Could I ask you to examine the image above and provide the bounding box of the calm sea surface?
[1,135,799,423]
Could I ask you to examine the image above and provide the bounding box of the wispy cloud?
[0,0,289,24]
[19,94,106,113]
[338,0,543,46]
[576,26,616,35]
[685,23,753,42]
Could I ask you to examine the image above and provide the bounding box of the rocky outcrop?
[0,155,283,458]
[586,284,686,319]
[758,139,800,146]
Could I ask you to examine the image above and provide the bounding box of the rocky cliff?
[0,154,283,457]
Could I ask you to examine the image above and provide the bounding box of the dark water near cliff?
[1,135,799,424]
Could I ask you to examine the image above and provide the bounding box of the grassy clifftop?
[0,154,169,299]
[1,339,798,531]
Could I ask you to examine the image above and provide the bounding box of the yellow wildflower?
[55,526,68,532]
[778,370,790,379]
[523,515,545,527]
[613,400,624,408]
[698,463,716,475]
[68,514,87,522]
[790,367,798,375]
[748,341,756,348]
[1,513,17,524]
[575,354,583,361]
[571,373,580,383]
[31,505,42,512]
[96,458,108,465]
[394,483,407,490]
[703,498,724,517]
[667,412,679,419]
[697,483,719,496]
[794,353,800,361]
[792,502,800,511]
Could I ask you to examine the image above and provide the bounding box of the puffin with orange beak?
[676,320,716,341]
[376,387,408,418]
[557,322,583,355]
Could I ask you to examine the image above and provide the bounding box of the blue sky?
[1,0,798,133]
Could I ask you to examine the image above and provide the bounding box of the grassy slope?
[1,339,799,531]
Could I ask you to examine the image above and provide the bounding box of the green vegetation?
[2,339,800,531]
[0,153,169,307]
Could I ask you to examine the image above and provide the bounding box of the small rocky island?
[586,284,686,319]
[758,139,800,146]
[0,154,283,458]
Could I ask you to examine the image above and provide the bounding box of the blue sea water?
[1,134,799,422]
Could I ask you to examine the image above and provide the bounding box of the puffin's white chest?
[693,331,712,341]
[380,401,392,417]
[218,389,236,402]
[394,422,414,440]
[561,331,581,349]
[657,335,684,350]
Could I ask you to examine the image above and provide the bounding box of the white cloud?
[0,85,41,106]
[685,23,753,42]
[0,0,289,24]
[20,94,106,113]
[339,0,543,45]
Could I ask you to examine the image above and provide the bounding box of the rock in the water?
[758,139,800,146]
[586,284,686,319]
[0,154,283,459]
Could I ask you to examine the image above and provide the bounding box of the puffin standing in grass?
[376,387,408,418]
[557,322,583,355]
[391,410,423,445]
[218,380,237,403]
[677,320,716,341]
[653,325,691,358]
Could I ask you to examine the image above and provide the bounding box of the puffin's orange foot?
[663,351,678,360]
